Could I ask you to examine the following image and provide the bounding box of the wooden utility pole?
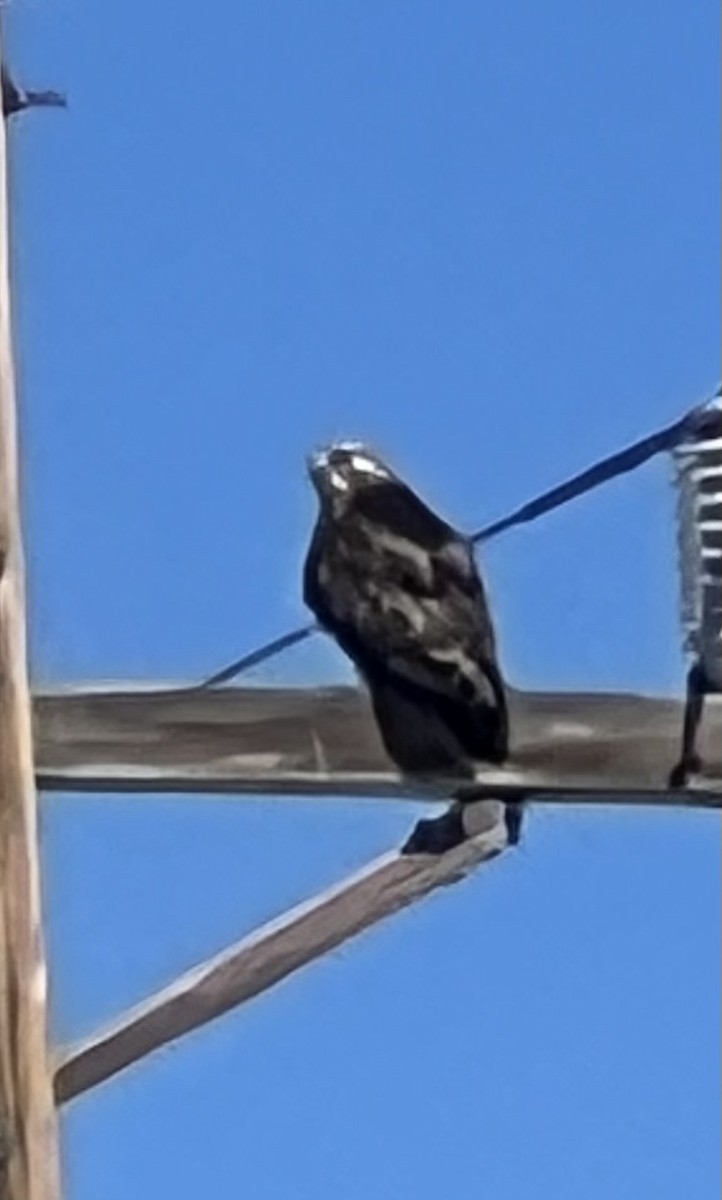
[0,32,62,1200]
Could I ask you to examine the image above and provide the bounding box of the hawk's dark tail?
[366,672,507,778]
[366,675,475,778]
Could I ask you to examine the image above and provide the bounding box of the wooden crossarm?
[33,684,722,801]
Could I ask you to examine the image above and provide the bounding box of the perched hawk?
[303,441,520,851]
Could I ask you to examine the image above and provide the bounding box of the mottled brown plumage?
[304,442,517,851]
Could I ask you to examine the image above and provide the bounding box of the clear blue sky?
[6,1,719,1196]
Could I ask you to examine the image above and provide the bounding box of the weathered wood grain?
[54,802,509,1105]
[33,684,722,802]
[0,48,61,1199]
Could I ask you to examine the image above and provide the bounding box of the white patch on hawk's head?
[329,471,350,492]
[308,440,393,499]
[336,442,391,481]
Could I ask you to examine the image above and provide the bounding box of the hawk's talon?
[668,754,702,789]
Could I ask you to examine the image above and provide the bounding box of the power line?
[471,396,716,542]
[193,623,317,691]
[197,388,720,690]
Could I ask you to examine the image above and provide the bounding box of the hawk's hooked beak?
[307,448,331,491]
[307,447,329,474]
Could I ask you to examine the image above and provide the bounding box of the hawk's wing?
[305,483,503,714]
